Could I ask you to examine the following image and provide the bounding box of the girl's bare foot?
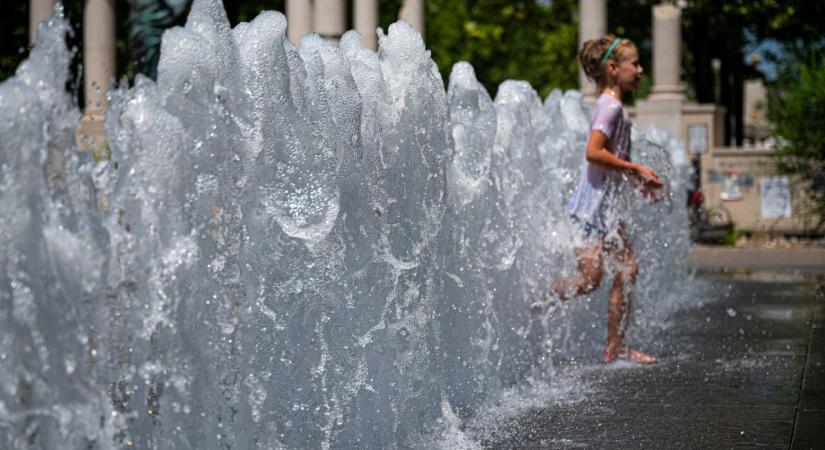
[603,345,657,364]
[623,348,657,364]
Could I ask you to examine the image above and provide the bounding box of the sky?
[743,34,783,81]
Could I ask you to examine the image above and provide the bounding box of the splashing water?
[0,1,693,448]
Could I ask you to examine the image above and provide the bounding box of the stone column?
[29,0,53,45]
[354,0,378,50]
[286,0,312,46]
[313,0,345,44]
[77,0,116,154]
[649,3,684,100]
[399,0,424,39]
[578,0,606,101]
[634,3,686,149]
[743,79,767,145]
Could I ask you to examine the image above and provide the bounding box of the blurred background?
[1,0,824,241]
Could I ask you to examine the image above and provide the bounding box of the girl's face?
[607,45,643,93]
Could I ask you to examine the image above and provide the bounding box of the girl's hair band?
[602,37,622,62]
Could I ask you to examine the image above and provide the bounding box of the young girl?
[551,35,663,364]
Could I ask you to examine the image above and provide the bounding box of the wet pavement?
[690,245,825,273]
[478,276,825,449]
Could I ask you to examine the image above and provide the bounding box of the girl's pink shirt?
[567,93,632,227]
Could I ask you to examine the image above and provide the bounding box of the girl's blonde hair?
[578,35,635,86]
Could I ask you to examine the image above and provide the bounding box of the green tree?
[0,2,27,82]
[767,52,825,229]
[681,0,825,146]
[426,0,578,98]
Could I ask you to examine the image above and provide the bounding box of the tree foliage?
[0,2,27,82]
[681,0,825,145]
[768,52,825,228]
[128,0,191,80]
[426,0,578,98]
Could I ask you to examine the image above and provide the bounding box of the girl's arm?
[585,130,662,187]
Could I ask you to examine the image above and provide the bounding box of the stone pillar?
[354,0,378,50]
[649,3,684,100]
[399,0,424,39]
[313,0,346,44]
[743,79,767,145]
[29,0,53,45]
[634,3,685,146]
[578,0,606,101]
[286,0,312,46]
[77,0,116,154]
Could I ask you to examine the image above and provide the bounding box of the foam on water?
[0,1,694,448]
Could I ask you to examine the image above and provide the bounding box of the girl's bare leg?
[551,239,604,300]
[604,229,655,363]
[606,258,633,355]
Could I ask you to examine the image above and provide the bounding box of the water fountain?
[0,1,692,448]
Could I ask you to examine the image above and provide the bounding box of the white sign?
[688,124,707,154]
[760,176,791,219]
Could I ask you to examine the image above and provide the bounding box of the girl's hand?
[638,180,666,203]
[633,164,663,188]
[633,165,665,203]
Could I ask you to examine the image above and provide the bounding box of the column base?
[634,97,684,142]
[648,84,685,101]
[75,112,109,159]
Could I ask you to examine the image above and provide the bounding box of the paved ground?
[477,276,825,449]
[690,245,825,273]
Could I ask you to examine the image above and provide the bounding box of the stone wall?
[700,148,819,233]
